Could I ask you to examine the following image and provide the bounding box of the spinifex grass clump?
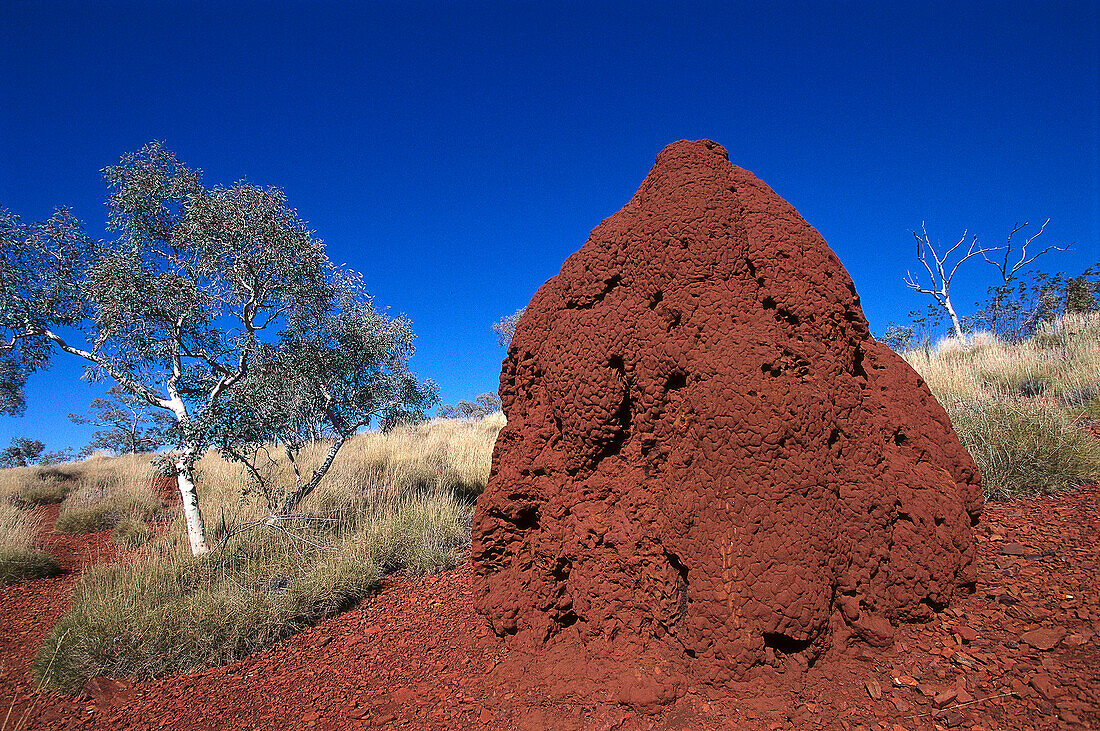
[0,499,60,585]
[34,416,495,693]
[53,456,161,534]
[0,465,80,507]
[905,312,1100,500]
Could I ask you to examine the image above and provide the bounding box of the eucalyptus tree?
[0,437,46,468]
[208,274,438,518]
[491,307,525,347]
[0,207,92,415]
[9,142,340,555]
[69,384,174,457]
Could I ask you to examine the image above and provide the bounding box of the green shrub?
[54,463,161,535]
[0,467,78,507]
[945,397,1100,501]
[0,500,61,585]
[54,504,116,534]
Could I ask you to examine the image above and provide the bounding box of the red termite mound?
[471,140,982,709]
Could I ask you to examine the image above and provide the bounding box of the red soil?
[2,486,1099,729]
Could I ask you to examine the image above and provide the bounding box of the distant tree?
[69,384,174,457]
[880,324,915,352]
[904,223,999,339]
[437,393,501,419]
[206,274,438,517]
[5,142,377,555]
[0,437,45,468]
[491,307,526,347]
[1064,265,1099,315]
[977,220,1069,337]
[38,447,74,465]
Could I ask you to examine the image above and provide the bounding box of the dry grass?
[34,414,504,693]
[54,455,161,534]
[904,313,1100,500]
[0,464,81,507]
[0,499,60,586]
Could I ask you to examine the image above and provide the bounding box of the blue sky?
[2,1,1098,452]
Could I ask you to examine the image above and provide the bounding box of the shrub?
[0,500,61,585]
[944,397,1100,501]
[0,466,78,507]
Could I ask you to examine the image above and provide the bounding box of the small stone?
[933,687,958,708]
[957,625,978,643]
[390,687,416,705]
[865,680,882,700]
[1000,543,1027,556]
[1028,674,1063,701]
[1020,627,1067,651]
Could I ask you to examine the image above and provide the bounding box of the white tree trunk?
[944,297,965,340]
[175,449,209,556]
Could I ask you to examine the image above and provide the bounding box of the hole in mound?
[762,632,813,655]
[649,290,663,308]
[893,429,908,446]
[762,295,777,310]
[514,504,541,531]
[827,428,840,446]
[920,597,948,614]
[685,648,697,658]
[559,612,579,628]
[852,345,867,378]
[665,371,688,391]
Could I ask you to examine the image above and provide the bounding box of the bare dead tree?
[904,223,1000,339]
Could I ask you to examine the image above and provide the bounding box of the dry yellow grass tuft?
[903,313,1100,500]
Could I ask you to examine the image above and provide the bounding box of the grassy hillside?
[903,312,1100,500]
[29,414,503,692]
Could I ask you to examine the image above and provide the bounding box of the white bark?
[175,449,209,555]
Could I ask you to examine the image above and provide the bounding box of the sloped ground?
[3,487,1098,730]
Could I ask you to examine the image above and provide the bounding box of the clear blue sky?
[2,1,1097,452]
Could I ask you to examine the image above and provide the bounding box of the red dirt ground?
[3,486,1098,730]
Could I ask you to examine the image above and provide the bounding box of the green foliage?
[70,385,174,457]
[492,307,526,347]
[0,437,45,468]
[880,324,915,352]
[437,392,501,419]
[0,206,92,415]
[7,142,435,552]
[205,277,438,515]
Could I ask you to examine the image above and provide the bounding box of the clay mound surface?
[471,139,983,706]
